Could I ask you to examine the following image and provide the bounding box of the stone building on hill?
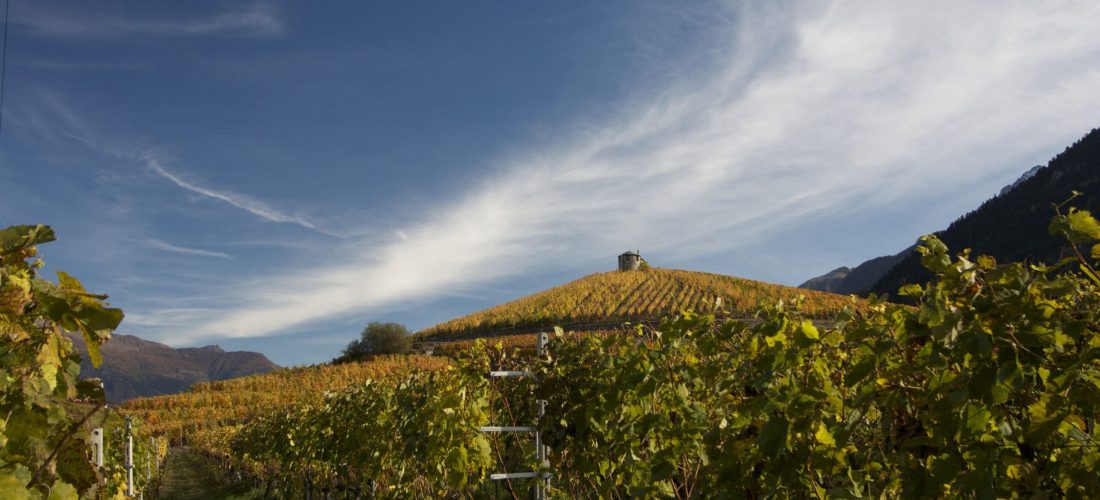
[618,250,644,271]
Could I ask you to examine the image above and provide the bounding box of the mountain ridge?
[869,127,1100,296]
[71,333,280,402]
[800,126,1100,297]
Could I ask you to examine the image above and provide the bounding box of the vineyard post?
[90,428,104,469]
[535,331,550,500]
[479,331,552,498]
[125,416,134,497]
[147,436,152,482]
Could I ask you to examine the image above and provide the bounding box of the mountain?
[798,267,850,293]
[416,268,863,341]
[868,127,1100,296]
[71,333,280,402]
[999,165,1042,196]
[800,246,915,295]
[801,127,1100,298]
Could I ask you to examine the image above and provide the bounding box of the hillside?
[869,127,1100,296]
[416,268,862,341]
[71,333,280,402]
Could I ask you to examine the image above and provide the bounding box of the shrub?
[336,322,412,362]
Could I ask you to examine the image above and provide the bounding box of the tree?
[336,322,412,363]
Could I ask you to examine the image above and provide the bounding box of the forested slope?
[870,127,1100,296]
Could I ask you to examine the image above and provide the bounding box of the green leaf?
[1025,393,1069,445]
[0,465,32,500]
[798,320,820,343]
[0,224,56,254]
[757,415,789,455]
[964,405,991,435]
[472,435,491,464]
[444,446,468,487]
[814,422,835,447]
[1050,208,1100,243]
[48,482,78,500]
[844,358,876,386]
[918,235,952,273]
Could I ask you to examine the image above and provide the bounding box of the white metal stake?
[483,331,552,497]
[125,417,134,497]
[536,332,549,500]
[90,428,104,468]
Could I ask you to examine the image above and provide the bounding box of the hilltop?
[416,268,861,341]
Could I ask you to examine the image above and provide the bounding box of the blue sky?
[3,1,1100,365]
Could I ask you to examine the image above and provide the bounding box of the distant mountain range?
[71,333,280,402]
[801,126,1100,297]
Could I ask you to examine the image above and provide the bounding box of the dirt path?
[157,447,256,500]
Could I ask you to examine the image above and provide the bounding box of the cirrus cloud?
[157,0,1100,343]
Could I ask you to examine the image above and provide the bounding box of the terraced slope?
[416,268,863,341]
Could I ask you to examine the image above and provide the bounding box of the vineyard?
[416,268,866,341]
[168,208,1100,497]
[7,205,1100,497]
[123,355,451,451]
[428,329,621,357]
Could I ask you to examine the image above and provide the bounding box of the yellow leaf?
[815,423,836,447]
[37,332,63,391]
[800,321,819,340]
[48,482,78,500]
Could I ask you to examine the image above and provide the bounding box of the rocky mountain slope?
[71,333,280,402]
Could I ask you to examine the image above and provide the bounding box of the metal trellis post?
[90,428,104,469]
[147,436,153,482]
[125,416,134,497]
[480,331,552,499]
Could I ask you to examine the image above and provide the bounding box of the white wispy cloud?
[7,91,327,242]
[146,239,232,259]
[15,3,282,39]
[140,1,1100,342]
[143,154,321,232]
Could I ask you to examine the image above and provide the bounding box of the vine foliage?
[1,225,124,498]
[218,208,1100,497]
